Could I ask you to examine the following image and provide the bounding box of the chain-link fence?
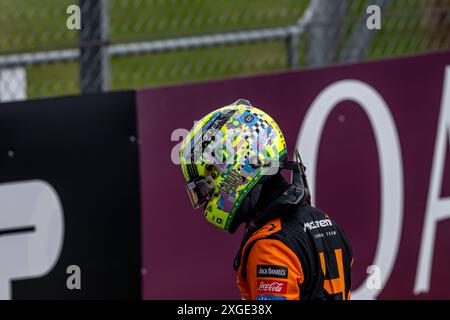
[0,0,449,101]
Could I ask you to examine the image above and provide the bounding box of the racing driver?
[179,99,353,300]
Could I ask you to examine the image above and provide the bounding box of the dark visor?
[185,176,216,209]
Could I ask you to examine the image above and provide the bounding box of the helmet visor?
[185,176,216,209]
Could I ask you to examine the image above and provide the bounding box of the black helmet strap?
[281,148,311,204]
[244,149,311,232]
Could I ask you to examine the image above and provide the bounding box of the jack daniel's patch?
[257,265,288,279]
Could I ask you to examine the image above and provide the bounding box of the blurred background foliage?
[0,0,448,99]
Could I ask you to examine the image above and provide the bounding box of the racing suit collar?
[233,180,307,272]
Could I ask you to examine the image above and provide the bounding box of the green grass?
[109,40,288,90]
[108,0,306,42]
[27,61,79,98]
[0,0,77,52]
[0,0,447,99]
[368,0,428,59]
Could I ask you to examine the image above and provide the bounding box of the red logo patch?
[257,280,288,294]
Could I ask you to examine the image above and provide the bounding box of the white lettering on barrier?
[415,66,450,294]
[296,80,404,300]
[0,180,64,299]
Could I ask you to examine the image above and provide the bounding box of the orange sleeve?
[244,238,304,300]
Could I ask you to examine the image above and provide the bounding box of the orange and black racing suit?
[234,184,353,300]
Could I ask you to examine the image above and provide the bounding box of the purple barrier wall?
[137,51,450,299]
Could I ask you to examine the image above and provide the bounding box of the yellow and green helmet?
[180,99,287,232]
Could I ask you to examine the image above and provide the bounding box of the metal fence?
[0,0,449,102]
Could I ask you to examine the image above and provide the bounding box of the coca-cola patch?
[257,280,288,294]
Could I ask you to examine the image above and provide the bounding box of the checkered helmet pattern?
[180,99,287,232]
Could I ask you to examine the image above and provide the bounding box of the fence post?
[79,0,109,93]
[306,0,348,67]
[287,29,299,69]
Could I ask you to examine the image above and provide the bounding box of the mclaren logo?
[303,219,333,232]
